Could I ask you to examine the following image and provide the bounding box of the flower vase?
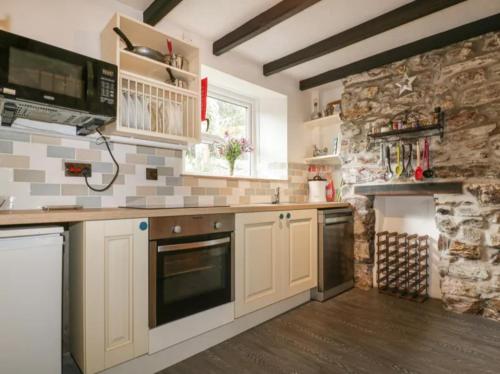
[228,159,235,176]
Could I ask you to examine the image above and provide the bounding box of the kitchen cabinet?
[235,209,317,317]
[69,219,148,374]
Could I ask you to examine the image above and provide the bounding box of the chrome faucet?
[272,187,280,204]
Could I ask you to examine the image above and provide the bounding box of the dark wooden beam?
[213,0,321,56]
[300,13,500,91]
[144,0,183,26]
[264,0,466,76]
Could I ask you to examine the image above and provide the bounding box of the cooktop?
[119,204,230,210]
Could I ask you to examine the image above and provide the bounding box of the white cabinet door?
[283,209,318,298]
[235,211,283,317]
[70,218,148,374]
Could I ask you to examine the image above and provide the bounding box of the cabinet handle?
[279,213,284,220]
[286,212,291,219]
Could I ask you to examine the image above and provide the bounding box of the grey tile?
[147,155,165,166]
[61,184,88,196]
[165,176,182,186]
[13,169,45,183]
[47,146,75,159]
[183,196,199,207]
[88,185,114,196]
[126,196,146,206]
[92,162,114,173]
[31,183,60,196]
[102,174,125,185]
[0,129,30,142]
[157,186,174,196]
[0,140,13,154]
[76,196,101,208]
[214,196,228,206]
[136,145,156,155]
[158,166,174,176]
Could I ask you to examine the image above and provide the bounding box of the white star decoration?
[396,72,416,95]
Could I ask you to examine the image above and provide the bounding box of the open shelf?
[368,124,443,142]
[304,113,342,128]
[354,180,463,196]
[120,50,198,82]
[304,154,341,165]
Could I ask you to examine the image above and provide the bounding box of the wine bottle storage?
[376,231,429,302]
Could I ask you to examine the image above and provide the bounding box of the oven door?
[150,232,234,328]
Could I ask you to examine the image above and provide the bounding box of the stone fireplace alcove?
[338,31,500,321]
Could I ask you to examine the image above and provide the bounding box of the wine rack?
[376,231,428,302]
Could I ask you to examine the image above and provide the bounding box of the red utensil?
[414,140,424,181]
[423,137,434,178]
[167,39,173,55]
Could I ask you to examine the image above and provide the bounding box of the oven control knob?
[214,222,222,230]
[172,225,182,234]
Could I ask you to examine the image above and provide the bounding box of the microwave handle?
[86,61,94,98]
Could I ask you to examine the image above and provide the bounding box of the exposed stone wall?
[339,31,500,321]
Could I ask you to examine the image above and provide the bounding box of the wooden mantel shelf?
[354,180,463,196]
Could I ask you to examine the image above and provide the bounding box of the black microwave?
[0,30,117,135]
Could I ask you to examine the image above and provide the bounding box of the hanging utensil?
[414,140,424,181]
[405,143,413,178]
[113,27,166,62]
[395,142,403,177]
[423,137,435,178]
[379,142,385,166]
[384,145,393,181]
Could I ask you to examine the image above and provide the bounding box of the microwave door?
[0,31,89,112]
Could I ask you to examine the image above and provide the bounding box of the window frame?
[183,85,259,177]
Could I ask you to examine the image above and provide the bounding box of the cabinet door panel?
[85,219,148,372]
[235,212,282,317]
[284,210,318,297]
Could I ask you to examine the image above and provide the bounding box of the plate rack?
[376,231,428,302]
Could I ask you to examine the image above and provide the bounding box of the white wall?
[374,196,441,299]
[1,0,309,164]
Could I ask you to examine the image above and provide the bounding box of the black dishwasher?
[312,208,354,301]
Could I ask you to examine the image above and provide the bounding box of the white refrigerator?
[0,226,63,374]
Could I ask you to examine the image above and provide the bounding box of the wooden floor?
[159,289,500,374]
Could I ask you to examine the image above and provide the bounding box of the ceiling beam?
[299,13,500,91]
[213,0,321,56]
[144,0,183,26]
[264,0,466,76]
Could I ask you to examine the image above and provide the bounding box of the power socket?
[146,168,158,180]
[65,162,92,177]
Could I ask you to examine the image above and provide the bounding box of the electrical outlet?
[146,168,158,180]
[65,162,92,177]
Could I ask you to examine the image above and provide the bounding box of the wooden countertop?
[0,202,349,226]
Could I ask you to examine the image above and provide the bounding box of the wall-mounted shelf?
[368,124,443,143]
[100,13,201,144]
[304,154,341,165]
[304,113,342,128]
[354,181,463,196]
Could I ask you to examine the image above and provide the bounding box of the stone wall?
[339,31,500,321]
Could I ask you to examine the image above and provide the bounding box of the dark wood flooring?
[159,289,500,374]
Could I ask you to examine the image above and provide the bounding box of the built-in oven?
[149,214,235,328]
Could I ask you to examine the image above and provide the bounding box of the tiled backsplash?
[0,128,310,209]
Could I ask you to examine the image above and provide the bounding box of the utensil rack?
[368,108,444,145]
[376,231,428,302]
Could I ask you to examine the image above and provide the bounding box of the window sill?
[181,172,289,182]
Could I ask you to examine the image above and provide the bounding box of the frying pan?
[113,27,166,62]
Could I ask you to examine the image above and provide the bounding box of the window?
[183,65,288,180]
[184,87,256,177]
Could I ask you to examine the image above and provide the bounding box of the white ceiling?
[117,0,500,85]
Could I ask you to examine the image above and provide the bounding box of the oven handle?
[157,237,231,253]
